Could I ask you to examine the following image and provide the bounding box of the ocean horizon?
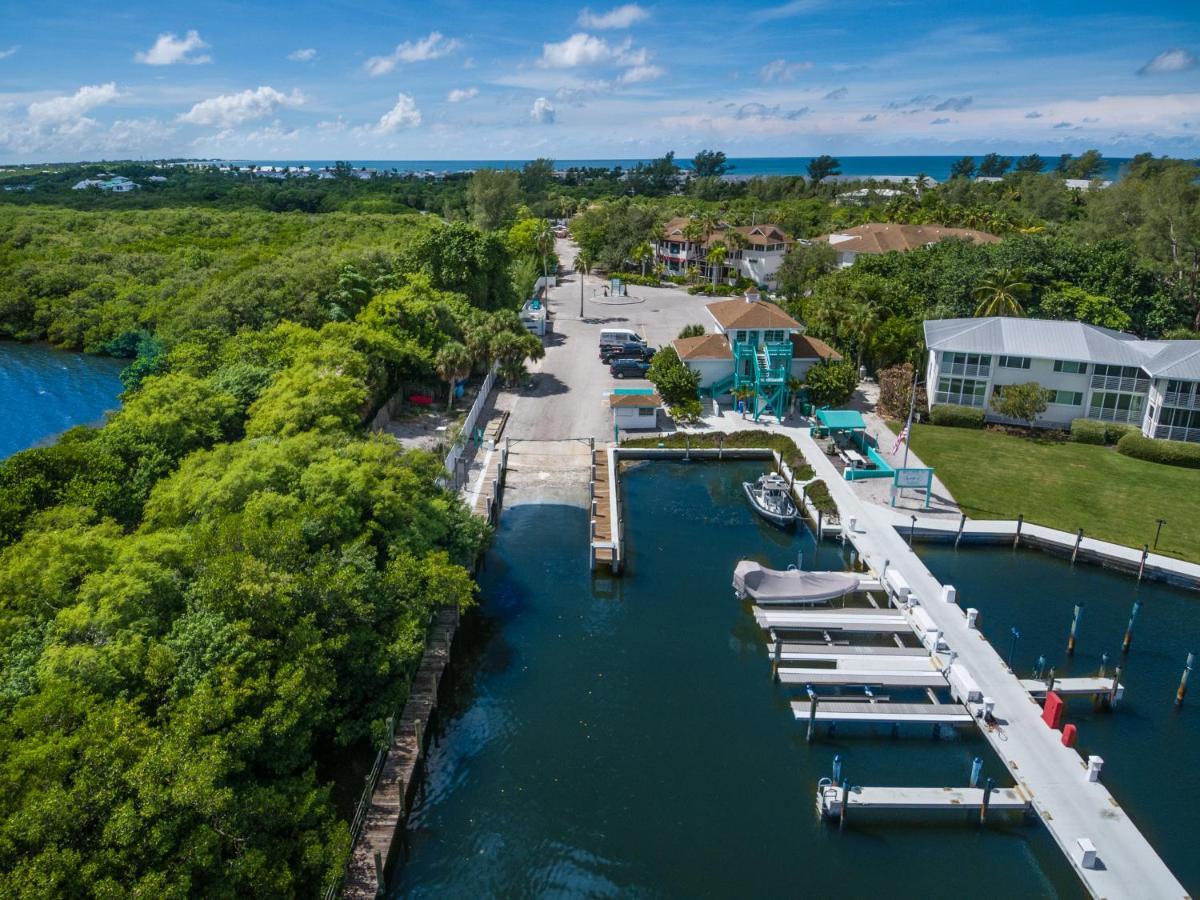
[227,154,1132,182]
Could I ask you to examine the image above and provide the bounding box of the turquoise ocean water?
[0,342,126,458]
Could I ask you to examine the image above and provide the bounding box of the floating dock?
[754,608,911,633]
[818,783,1030,817]
[1021,677,1124,701]
[792,700,973,725]
[778,670,948,688]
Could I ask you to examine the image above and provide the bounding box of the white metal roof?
[924,317,1200,380]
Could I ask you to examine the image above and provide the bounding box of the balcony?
[1162,391,1200,410]
[1091,373,1149,393]
[1089,404,1144,425]
[943,362,991,378]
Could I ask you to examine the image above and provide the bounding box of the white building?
[610,391,661,431]
[654,218,793,288]
[817,223,1000,268]
[924,317,1200,442]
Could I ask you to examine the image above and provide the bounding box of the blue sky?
[1,0,1198,162]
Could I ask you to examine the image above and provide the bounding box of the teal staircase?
[732,340,791,421]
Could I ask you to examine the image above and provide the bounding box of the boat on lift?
[733,560,861,605]
[742,472,799,528]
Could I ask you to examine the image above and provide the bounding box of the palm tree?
[573,250,593,317]
[724,230,748,282]
[682,220,707,273]
[707,241,727,291]
[630,241,653,276]
[533,218,556,287]
[842,300,879,369]
[912,173,930,198]
[973,269,1031,317]
[435,341,473,410]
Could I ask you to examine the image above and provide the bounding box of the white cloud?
[375,93,422,132]
[530,97,556,124]
[317,117,347,132]
[28,83,122,125]
[365,32,461,76]
[0,46,19,61]
[179,86,304,128]
[618,65,663,84]
[1138,48,1197,76]
[447,87,479,102]
[288,48,317,62]
[759,58,812,82]
[540,33,648,69]
[134,30,211,66]
[577,4,649,28]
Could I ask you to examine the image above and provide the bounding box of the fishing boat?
[742,472,799,528]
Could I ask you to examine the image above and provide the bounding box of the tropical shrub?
[929,404,986,428]
[993,381,1047,426]
[1116,433,1200,469]
[1070,418,1140,445]
[804,359,858,407]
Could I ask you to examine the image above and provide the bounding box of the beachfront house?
[653,217,793,288]
[816,223,999,268]
[924,317,1200,442]
[671,290,842,421]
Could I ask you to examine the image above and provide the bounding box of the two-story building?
[923,317,1200,442]
[654,218,793,288]
[671,290,842,420]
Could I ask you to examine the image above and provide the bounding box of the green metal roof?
[815,408,867,430]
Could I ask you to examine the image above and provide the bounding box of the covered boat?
[733,560,861,605]
[742,472,799,528]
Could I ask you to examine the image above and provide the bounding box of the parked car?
[609,358,652,379]
[601,342,656,363]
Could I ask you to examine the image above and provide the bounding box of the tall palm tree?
[573,250,593,317]
[682,220,707,275]
[723,230,748,282]
[912,173,930,198]
[533,218,556,287]
[706,241,727,291]
[973,269,1031,317]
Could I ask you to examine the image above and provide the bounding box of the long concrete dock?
[1021,677,1125,701]
[820,784,1030,814]
[792,700,974,724]
[795,428,1188,898]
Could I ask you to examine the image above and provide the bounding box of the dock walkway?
[795,427,1187,898]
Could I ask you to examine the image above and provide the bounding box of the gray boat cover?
[733,560,860,604]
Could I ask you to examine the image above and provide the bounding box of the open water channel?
[395,461,1082,898]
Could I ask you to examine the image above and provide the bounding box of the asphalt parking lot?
[501,238,719,441]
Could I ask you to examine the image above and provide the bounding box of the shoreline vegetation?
[1,146,1198,895]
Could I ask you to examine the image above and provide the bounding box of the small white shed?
[610,391,661,431]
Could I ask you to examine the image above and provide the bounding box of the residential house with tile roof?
[817,223,999,268]
[653,217,793,288]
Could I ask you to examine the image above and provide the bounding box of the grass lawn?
[908,424,1200,563]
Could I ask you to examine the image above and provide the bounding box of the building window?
[936,376,987,407]
[1093,364,1141,379]
[1053,360,1087,374]
[734,330,747,344]
[1047,390,1083,405]
[637,407,655,417]
[941,351,992,377]
[1088,391,1145,423]
[763,329,786,343]
[998,355,1031,369]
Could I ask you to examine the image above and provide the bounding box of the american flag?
[891,424,909,455]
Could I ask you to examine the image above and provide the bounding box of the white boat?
[743,472,799,528]
[733,560,861,605]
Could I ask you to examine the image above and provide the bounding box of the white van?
[599,328,644,349]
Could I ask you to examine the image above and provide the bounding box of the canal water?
[0,342,125,458]
[920,545,1200,894]
[395,461,1079,898]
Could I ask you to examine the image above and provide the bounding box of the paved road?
[502,238,717,442]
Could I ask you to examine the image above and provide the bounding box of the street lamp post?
[1007,627,1021,671]
[909,515,917,547]
[1154,518,1167,549]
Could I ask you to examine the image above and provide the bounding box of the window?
[1053,360,1087,374]
[734,330,747,344]
[763,329,786,343]
[1088,391,1145,423]
[936,376,987,407]
[1093,364,1142,379]
[637,407,655,417]
[1046,390,1083,405]
[999,356,1031,369]
[941,351,992,377]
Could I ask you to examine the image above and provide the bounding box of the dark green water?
[395,462,1078,898]
[920,545,1200,894]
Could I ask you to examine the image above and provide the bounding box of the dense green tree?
[949,156,976,179]
[804,359,859,407]
[1015,153,1046,173]
[466,168,521,230]
[806,155,841,184]
[647,346,702,407]
[977,154,1012,178]
[691,150,731,178]
[777,240,837,302]
[994,381,1048,425]
[973,268,1031,317]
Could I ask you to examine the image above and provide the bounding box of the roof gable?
[707,296,802,331]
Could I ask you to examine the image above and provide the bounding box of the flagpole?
[900,353,921,470]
